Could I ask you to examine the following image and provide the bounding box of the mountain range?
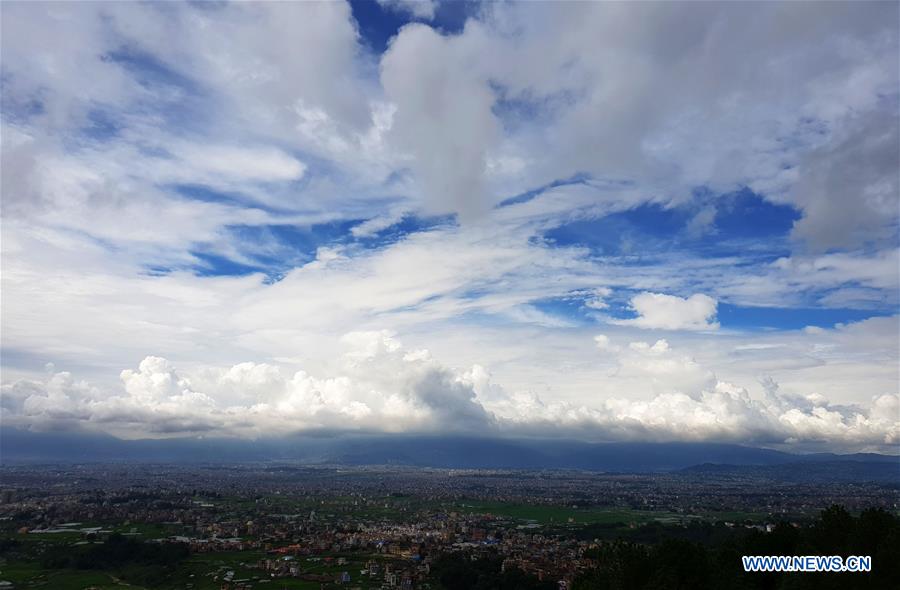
[2,428,897,480]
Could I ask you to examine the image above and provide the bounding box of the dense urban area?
[0,464,898,590]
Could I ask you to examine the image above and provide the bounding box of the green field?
[0,566,139,590]
[0,535,406,590]
[451,500,686,526]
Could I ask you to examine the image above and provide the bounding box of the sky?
[1,0,898,453]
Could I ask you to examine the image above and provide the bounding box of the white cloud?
[377,0,438,21]
[618,339,717,398]
[614,292,719,331]
[593,334,619,353]
[3,332,494,438]
[791,110,899,251]
[584,287,613,310]
[169,144,306,183]
[3,0,897,234]
[3,333,896,451]
[0,1,389,224]
[381,21,500,220]
[685,206,717,238]
[350,207,409,238]
[375,1,896,243]
[2,200,896,417]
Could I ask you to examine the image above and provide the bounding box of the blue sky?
[1,1,898,451]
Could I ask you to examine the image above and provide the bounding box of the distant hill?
[1,428,897,474]
[680,460,900,483]
[321,436,800,470]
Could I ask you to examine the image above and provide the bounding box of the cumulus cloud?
[614,292,719,331]
[2,333,494,438]
[2,333,897,451]
[488,338,899,449]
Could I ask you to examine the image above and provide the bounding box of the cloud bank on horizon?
[1,1,898,452]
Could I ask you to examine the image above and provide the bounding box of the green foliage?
[433,552,557,590]
[39,533,188,587]
[573,506,900,590]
